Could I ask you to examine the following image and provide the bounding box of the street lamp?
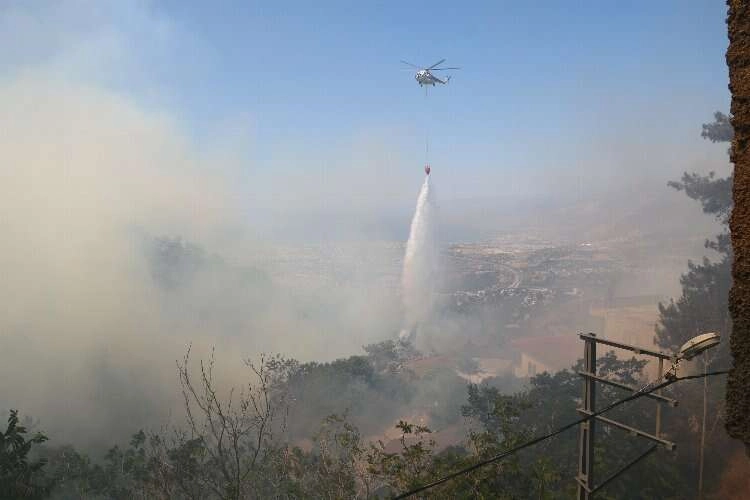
[675,332,721,500]
[678,332,721,361]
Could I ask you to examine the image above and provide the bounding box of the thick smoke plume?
[0,74,403,450]
[400,176,439,344]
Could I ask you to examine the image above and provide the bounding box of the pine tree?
[656,112,733,362]
[655,112,739,497]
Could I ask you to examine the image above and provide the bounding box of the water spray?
[400,175,437,343]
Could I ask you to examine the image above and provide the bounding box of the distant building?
[510,334,582,377]
[588,294,667,378]
[456,357,514,384]
[404,355,451,377]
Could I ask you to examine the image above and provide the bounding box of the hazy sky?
[3,1,731,207]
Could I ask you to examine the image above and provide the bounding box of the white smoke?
[400,175,438,343]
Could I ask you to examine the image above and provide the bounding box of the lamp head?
[678,332,721,361]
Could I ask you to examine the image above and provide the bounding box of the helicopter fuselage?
[402,59,457,87]
[415,70,442,86]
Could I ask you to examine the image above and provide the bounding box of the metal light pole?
[574,332,721,498]
[698,351,708,500]
[575,332,678,498]
[575,332,679,499]
[577,336,596,499]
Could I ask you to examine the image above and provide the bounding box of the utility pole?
[698,351,708,500]
[577,336,596,499]
[576,333,679,498]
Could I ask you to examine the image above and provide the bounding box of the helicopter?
[400,58,460,87]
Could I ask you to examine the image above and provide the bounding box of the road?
[447,251,522,289]
[500,263,522,289]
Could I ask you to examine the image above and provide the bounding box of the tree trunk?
[726,0,750,454]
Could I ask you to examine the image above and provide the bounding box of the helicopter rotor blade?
[430,67,461,71]
[400,60,421,69]
[427,58,446,69]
